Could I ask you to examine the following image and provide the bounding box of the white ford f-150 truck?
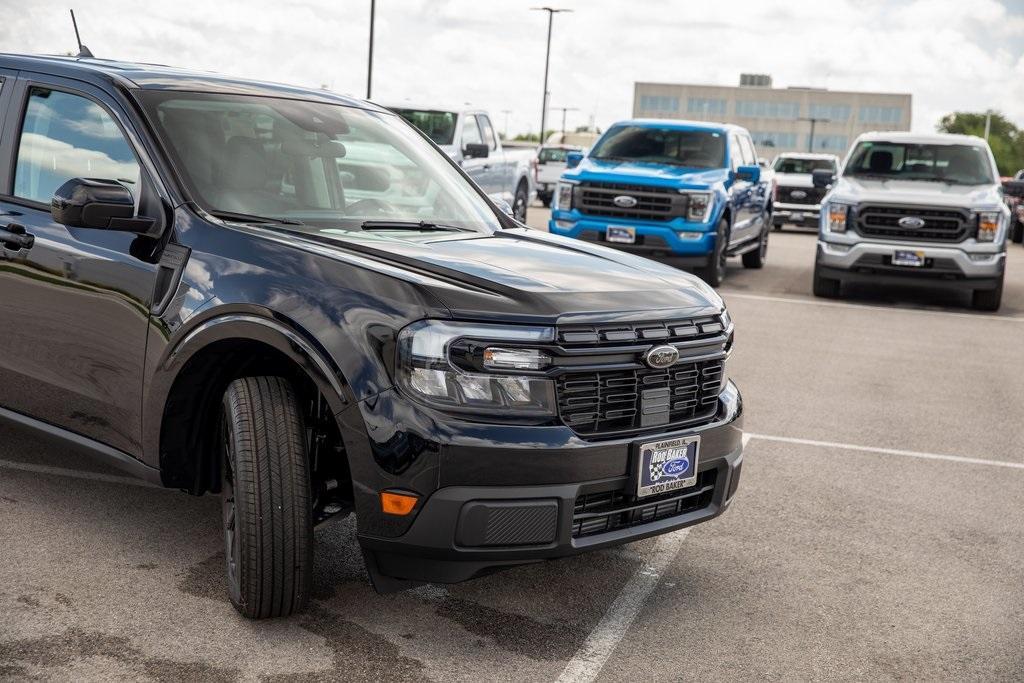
[813,132,1010,311]
[771,153,840,230]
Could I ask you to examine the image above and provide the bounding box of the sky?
[2,0,1022,138]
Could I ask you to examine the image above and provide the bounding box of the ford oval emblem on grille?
[898,216,926,229]
[644,344,679,369]
[613,195,639,208]
[790,190,807,199]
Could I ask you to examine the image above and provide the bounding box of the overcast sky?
[2,0,1022,138]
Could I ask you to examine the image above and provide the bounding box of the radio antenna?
[69,10,95,59]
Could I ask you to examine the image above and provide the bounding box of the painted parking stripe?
[721,291,1024,323]
[746,433,1024,470]
[555,529,690,683]
[0,458,159,487]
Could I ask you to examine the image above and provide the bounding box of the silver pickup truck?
[813,132,1009,311]
[387,105,536,221]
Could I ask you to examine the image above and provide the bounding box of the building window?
[639,95,679,114]
[808,103,851,122]
[859,106,903,124]
[808,134,848,152]
[735,100,800,119]
[750,131,797,148]
[687,97,727,116]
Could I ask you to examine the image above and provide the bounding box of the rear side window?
[13,88,140,203]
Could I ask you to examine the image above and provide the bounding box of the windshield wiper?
[360,220,473,233]
[209,210,304,226]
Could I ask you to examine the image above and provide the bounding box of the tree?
[937,111,1024,176]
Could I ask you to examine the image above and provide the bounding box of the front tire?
[812,261,841,298]
[696,218,729,287]
[220,376,313,619]
[513,182,529,223]
[1011,218,1023,244]
[972,279,1003,312]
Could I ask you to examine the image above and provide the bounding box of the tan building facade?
[632,77,912,159]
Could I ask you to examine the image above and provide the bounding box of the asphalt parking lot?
[2,209,1023,681]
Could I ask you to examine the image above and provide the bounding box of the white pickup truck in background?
[387,105,536,222]
[534,144,582,207]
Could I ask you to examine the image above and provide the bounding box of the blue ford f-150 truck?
[549,120,773,285]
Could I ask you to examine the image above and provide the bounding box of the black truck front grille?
[856,205,970,242]
[572,468,718,538]
[575,181,686,221]
[556,361,723,436]
[777,185,826,205]
[557,315,724,347]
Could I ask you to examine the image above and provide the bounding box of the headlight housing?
[683,191,713,223]
[396,320,557,416]
[975,210,1000,242]
[555,182,575,211]
[826,202,851,233]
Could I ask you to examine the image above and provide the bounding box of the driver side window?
[14,88,140,204]
[461,115,483,148]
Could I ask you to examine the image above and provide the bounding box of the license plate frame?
[790,211,804,222]
[892,249,926,267]
[606,226,636,244]
[635,435,701,499]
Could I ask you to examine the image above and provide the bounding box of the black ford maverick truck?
[0,54,743,618]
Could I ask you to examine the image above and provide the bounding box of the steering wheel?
[346,198,398,216]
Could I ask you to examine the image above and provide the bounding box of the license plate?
[893,250,925,267]
[790,211,804,222]
[606,226,636,244]
[636,435,700,498]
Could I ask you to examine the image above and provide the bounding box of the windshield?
[390,109,457,146]
[844,141,994,185]
[590,126,726,168]
[539,147,575,163]
[140,93,498,232]
[773,157,836,174]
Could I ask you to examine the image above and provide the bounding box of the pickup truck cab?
[387,105,535,222]
[549,119,773,286]
[813,132,1009,310]
[771,152,840,230]
[0,55,743,618]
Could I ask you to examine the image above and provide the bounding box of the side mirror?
[51,178,154,232]
[490,195,514,217]
[463,143,490,159]
[735,165,761,183]
[812,169,836,189]
[566,151,584,169]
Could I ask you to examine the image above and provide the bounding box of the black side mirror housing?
[51,178,154,232]
[463,143,490,159]
[812,169,836,189]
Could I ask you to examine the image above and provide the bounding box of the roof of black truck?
[0,53,383,110]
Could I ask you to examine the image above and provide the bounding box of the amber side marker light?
[380,490,419,516]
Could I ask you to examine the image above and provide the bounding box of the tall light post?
[366,0,376,99]
[799,116,830,152]
[550,106,579,136]
[531,7,572,145]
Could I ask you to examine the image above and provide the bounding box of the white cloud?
[0,0,1021,137]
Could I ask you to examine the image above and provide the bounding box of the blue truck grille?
[575,181,687,221]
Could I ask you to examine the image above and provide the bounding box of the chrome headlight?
[396,320,557,416]
[555,182,575,211]
[683,191,714,223]
[975,210,1001,242]
[826,201,851,233]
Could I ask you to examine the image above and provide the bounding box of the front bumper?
[816,239,1006,289]
[358,381,743,589]
[774,202,821,224]
[548,210,717,263]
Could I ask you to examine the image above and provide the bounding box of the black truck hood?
[309,227,723,324]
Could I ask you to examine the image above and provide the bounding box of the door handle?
[0,223,34,250]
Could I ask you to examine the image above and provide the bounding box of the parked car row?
[1004,172,1024,244]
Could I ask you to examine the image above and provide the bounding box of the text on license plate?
[637,435,700,498]
[606,226,636,244]
[893,250,925,267]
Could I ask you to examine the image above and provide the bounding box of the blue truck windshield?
[590,126,726,168]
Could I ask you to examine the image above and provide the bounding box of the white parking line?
[556,529,690,683]
[721,291,1024,323]
[0,458,159,487]
[746,432,1024,470]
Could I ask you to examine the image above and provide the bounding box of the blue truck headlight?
[556,182,575,210]
[684,192,713,222]
[396,320,557,416]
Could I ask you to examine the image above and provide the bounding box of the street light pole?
[531,7,571,145]
[366,0,376,99]
[798,116,830,152]
[550,106,579,136]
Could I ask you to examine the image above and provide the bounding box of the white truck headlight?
[975,211,1000,242]
[396,320,557,416]
[827,202,851,233]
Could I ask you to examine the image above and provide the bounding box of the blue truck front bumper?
[548,211,717,264]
